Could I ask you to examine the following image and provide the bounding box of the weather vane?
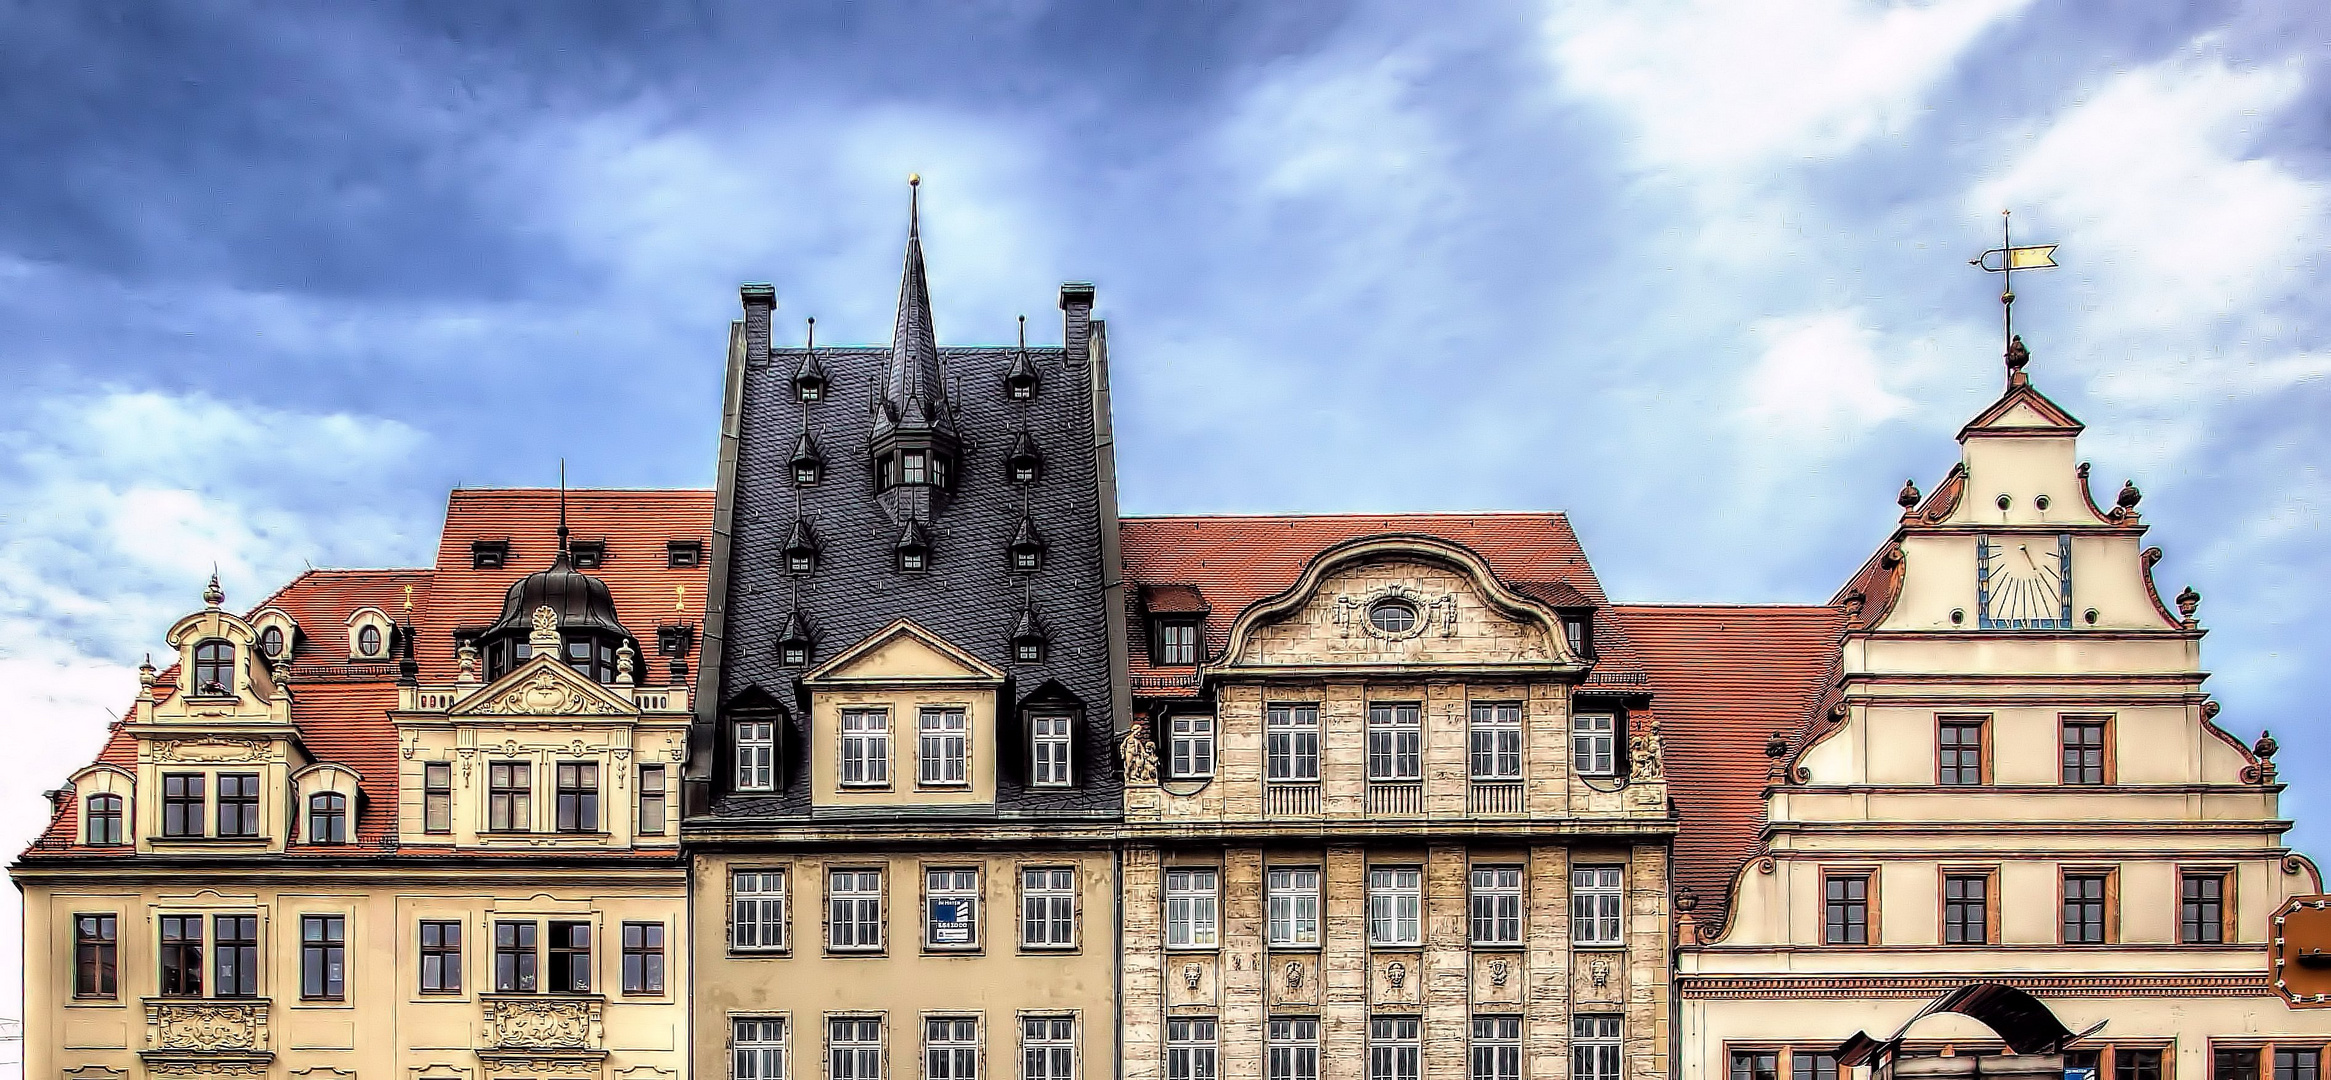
[1970,210,2059,383]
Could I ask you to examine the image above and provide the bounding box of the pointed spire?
[1005,314,1039,398]
[793,317,828,399]
[557,459,570,555]
[878,174,952,440]
[203,570,224,610]
[1010,592,1048,645]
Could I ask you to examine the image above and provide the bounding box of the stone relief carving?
[1119,725,1159,785]
[290,1068,358,1080]
[1332,585,1460,641]
[1628,721,1664,780]
[529,606,560,649]
[151,738,270,764]
[474,669,627,717]
[482,996,598,1050]
[1283,959,1305,989]
[1488,958,1510,987]
[63,1067,129,1080]
[1590,957,1612,989]
[145,1062,272,1079]
[149,1000,267,1050]
[1183,962,1203,990]
[1384,961,1407,990]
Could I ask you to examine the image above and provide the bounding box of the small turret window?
[1016,639,1044,663]
[193,640,234,695]
[903,452,928,486]
[794,461,821,485]
[900,549,926,572]
[570,542,605,570]
[1014,547,1041,572]
[782,643,808,666]
[1008,376,1035,400]
[798,381,822,403]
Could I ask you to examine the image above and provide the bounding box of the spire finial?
[203,568,223,609]
[557,458,569,553]
[1972,210,2058,387]
[908,173,921,238]
[1018,314,1027,349]
[806,316,815,349]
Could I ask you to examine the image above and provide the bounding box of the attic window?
[667,541,702,569]
[1013,546,1042,573]
[899,549,927,573]
[657,626,693,657]
[472,541,509,570]
[794,461,821,486]
[1016,639,1045,664]
[1005,431,1043,484]
[798,381,822,402]
[357,624,384,658]
[259,626,287,658]
[1563,616,1592,658]
[193,640,234,695]
[1155,621,1199,666]
[782,642,809,666]
[1007,373,1036,400]
[570,541,605,570]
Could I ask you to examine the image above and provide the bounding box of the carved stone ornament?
[149,1000,267,1051]
[151,737,270,764]
[1629,722,1664,780]
[1119,724,1159,786]
[1184,962,1203,990]
[1590,957,1612,989]
[1384,961,1407,989]
[530,605,561,650]
[481,669,626,717]
[483,995,599,1050]
[1284,959,1305,989]
[1334,585,1459,641]
[1488,958,1510,987]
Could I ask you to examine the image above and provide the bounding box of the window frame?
[1572,713,1616,778]
[1265,704,1321,784]
[1940,868,1997,946]
[213,914,259,998]
[1821,870,1873,946]
[73,913,118,999]
[300,914,346,1001]
[1168,713,1216,780]
[545,920,592,994]
[1267,1017,1321,1080]
[192,639,235,696]
[1367,865,1424,947]
[1366,702,1424,782]
[1469,702,1523,781]
[555,761,601,833]
[1167,1018,1219,1080]
[488,761,533,833]
[1469,865,1524,947]
[733,1016,790,1080]
[494,920,539,993]
[423,762,453,834]
[917,708,970,788]
[1265,866,1322,948]
[307,791,348,844]
[731,869,790,954]
[925,1015,981,1080]
[215,772,261,838]
[161,773,206,838]
[1164,867,1221,950]
[736,720,778,793]
[85,792,124,846]
[1156,620,1200,666]
[1021,1014,1077,1080]
[1937,715,1990,786]
[1030,713,1075,788]
[1572,865,1626,947]
[923,866,982,952]
[158,913,204,997]
[2061,716,2113,785]
[638,764,668,835]
[1021,865,1079,951]
[1368,1015,1421,1080]
[826,867,886,954]
[2061,867,2118,945]
[2181,867,2236,945]
[621,921,665,995]
[1573,1015,1623,1080]
[827,1014,886,1080]
[419,919,462,994]
[839,709,892,789]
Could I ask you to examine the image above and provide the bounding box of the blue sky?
[0,0,2325,1041]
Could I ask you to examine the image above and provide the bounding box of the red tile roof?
[1609,603,1848,936]
[1119,513,1621,696]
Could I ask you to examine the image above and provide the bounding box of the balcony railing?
[1263,782,1321,817]
[1366,781,1424,817]
[1468,780,1525,816]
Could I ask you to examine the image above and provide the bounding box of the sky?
[1,0,2326,1049]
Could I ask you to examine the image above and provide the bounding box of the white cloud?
[1546,0,2031,172]
[1738,309,1921,438]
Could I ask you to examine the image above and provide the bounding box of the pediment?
[1221,535,1574,671]
[806,618,1004,686]
[1959,383,2083,438]
[452,654,635,718]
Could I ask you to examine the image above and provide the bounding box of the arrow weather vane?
[1971,209,2059,384]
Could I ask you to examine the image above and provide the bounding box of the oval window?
[357,624,382,656]
[1368,599,1418,634]
[259,626,285,657]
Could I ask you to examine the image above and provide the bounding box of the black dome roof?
[485,550,631,641]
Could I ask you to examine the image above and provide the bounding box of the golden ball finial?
[909,173,921,186]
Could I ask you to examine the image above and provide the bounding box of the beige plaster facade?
[1675,368,2331,1080]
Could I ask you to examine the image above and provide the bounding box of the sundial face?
[1978,534,2071,629]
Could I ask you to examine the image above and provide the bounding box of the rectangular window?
[489,761,532,832]
[918,709,969,786]
[2063,873,2109,944]
[1031,714,1074,787]
[1168,1018,1219,1080]
[841,710,891,787]
[1470,703,1523,780]
[1368,867,1423,946]
[1731,1053,1779,1080]
[1165,868,1220,949]
[1943,874,1990,945]
[829,1017,884,1080]
[1795,1054,1840,1080]
[1159,622,1198,666]
[669,541,702,569]
[556,762,600,832]
[2220,1051,2262,1080]
[926,1017,980,1080]
[735,721,776,792]
[301,915,346,1000]
[1939,719,1986,785]
[214,914,258,997]
[902,451,928,485]
[734,1018,788,1080]
[1470,866,1523,946]
[424,761,453,833]
[159,914,203,996]
[2119,1050,2165,1080]
[1573,714,1616,777]
[420,920,462,993]
[1369,1017,1421,1080]
[2062,719,2108,785]
[73,914,118,998]
[1824,875,1870,945]
[216,772,261,837]
[547,920,591,993]
[638,765,668,835]
[1023,1016,1076,1080]
[925,868,980,949]
[2277,1050,2322,1080]
[1169,714,1215,779]
[1266,705,1321,782]
[1367,703,1423,781]
[162,773,206,837]
[733,871,788,952]
[622,922,664,994]
[829,869,883,951]
[1268,1018,1321,1080]
[85,793,124,845]
[1573,866,1625,946]
[1572,1016,1622,1080]
[495,920,538,992]
[1266,867,1321,947]
[2184,872,2229,944]
[1023,867,1077,949]
[1470,1016,1521,1080]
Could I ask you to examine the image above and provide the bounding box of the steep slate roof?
[1608,603,1848,935]
[1118,513,1638,696]
[21,490,711,862]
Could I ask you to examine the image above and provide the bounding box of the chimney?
[740,284,776,363]
[1059,282,1095,369]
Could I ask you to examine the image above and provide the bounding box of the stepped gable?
[1117,512,1638,695]
[1607,603,1848,935]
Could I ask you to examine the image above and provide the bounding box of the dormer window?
[794,461,821,485]
[569,541,605,570]
[798,381,823,402]
[1006,430,1043,484]
[777,611,814,668]
[790,430,824,487]
[473,540,509,570]
[1005,318,1040,399]
[1011,602,1048,665]
[1010,514,1045,574]
[307,793,348,844]
[1154,622,1198,667]
[782,642,809,666]
[794,338,828,402]
[259,626,287,659]
[900,550,926,572]
[1007,373,1036,400]
[658,625,693,656]
[1016,639,1045,664]
[193,640,234,695]
[667,541,702,569]
[784,519,821,575]
[1563,615,1593,658]
[902,452,928,486]
[357,625,383,658]
[896,519,932,574]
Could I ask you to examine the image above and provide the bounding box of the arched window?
[259,626,286,658]
[357,624,383,657]
[85,793,123,846]
[308,792,348,844]
[193,641,234,695]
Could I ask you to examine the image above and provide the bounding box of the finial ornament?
[2117,480,2142,510]
[2256,730,2281,785]
[2175,585,2201,627]
[139,654,157,689]
[203,571,224,610]
[2005,335,2030,384]
[1972,211,2058,385]
[1898,479,1921,509]
[530,605,561,650]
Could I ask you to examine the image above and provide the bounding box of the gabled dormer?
[789,428,824,487]
[800,619,1006,811]
[1004,316,1039,400]
[784,517,821,574]
[1010,597,1049,664]
[793,321,828,402]
[895,517,932,573]
[128,576,301,855]
[1005,428,1044,484]
[1141,585,1210,667]
[346,606,396,662]
[1009,510,1045,573]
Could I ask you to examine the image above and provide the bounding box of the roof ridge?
[450,487,714,496]
[1611,602,1843,613]
[1123,511,1574,522]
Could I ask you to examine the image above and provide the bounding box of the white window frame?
[1265,705,1321,783]
[1268,1018,1320,1080]
[1266,867,1321,947]
[1469,866,1523,946]
[1572,714,1616,778]
[1166,1018,1219,1080]
[1164,868,1220,949]
[1021,867,1077,949]
[1470,1016,1521,1080]
[828,870,884,952]
[1572,866,1625,946]
[1021,1015,1076,1080]
[918,708,969,788]
[1030,714,1073,788]
[1368,867,1423,946]
[732,870,788,953]
[1571,1015,1621,1080]
[1169,714,1215,779]
[924,868,979,951]
[841,710,890,788]
[925,1015,980,1080]
[737,721,777,792]
[1158,621,1198,665]
[1366,703,1423,781]
[829,1016,886,1080]
[1469,703,1523,780]
[734,1016,789,1080]
[1369,1016,1421,1080]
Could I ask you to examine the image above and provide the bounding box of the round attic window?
[260,626,286,658]
[1368,599,1418,635]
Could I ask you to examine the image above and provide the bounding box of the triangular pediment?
[1959,382,2084,439]
[805,618,1004,686]
[452,654,635,718]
